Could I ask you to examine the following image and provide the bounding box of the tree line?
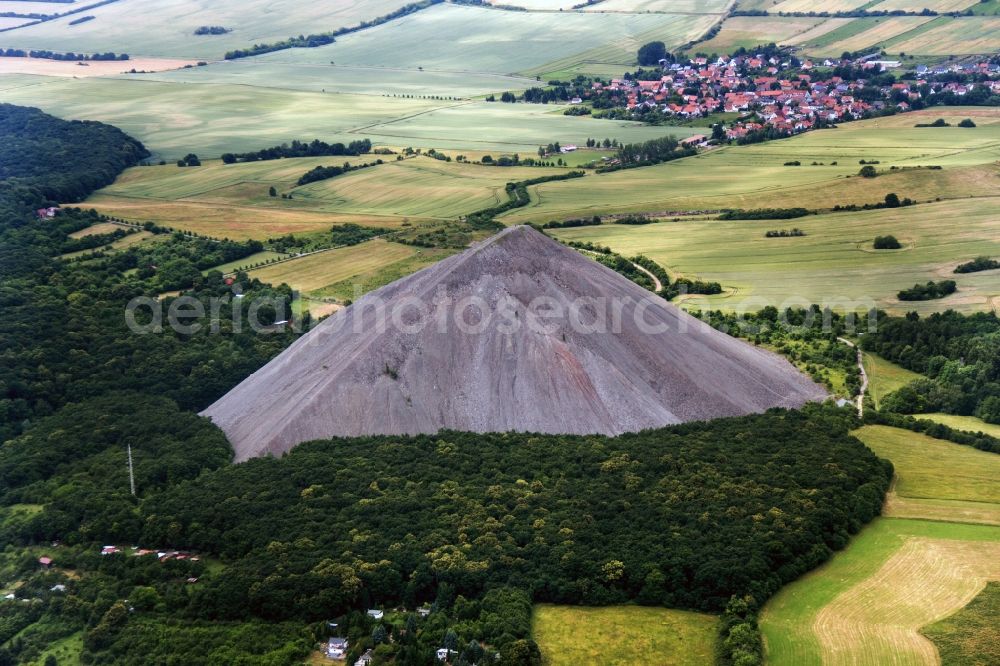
[221,138,372,164]
[861,310,1000,423]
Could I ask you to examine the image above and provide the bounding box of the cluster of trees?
[765,228,805,237]
[176,153,201,167]
[593,251,659,291]
[601,135,696,172]
[671,277,723,297]
[703,306,864,395]
[223,0,442,59]
[915,118,976,128]
[873,234,902,249]
[123,231,264,289]
[267,224,384,254]
[296,159,382,185]
[861,310,1000,423]
[221,138,372,164]
[897,279,957,301]
[613,214,655,225]
[637,41,670,66]
[540,216,601,229]
[193,25,230,35]
[954,256,999,274]
[835,192,915,213]
[720,208,809,220]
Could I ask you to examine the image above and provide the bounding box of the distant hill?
[203,225,825,461]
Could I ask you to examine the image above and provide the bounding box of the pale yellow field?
[581,0,732,12]
[813,537,1000,666]
[85,194,411,240]
[772,0,870,12]
[85,156,566,237]
[689,15,825,52]
[818,16,936,55]
[68,222,122,238]
[247,239,419,294]
[888,17,1000,55]
[0,56,197,77]
[786,18,857,46]
[872,0,980,11]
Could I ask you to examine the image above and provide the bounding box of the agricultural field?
[83,196,400,240]
[862,352,922,409]
[871,0,980,12]
[886,16,1000,55]
[246,239,421,295]
[252,4,712,75]
[84,156,566,237]
[0,76,444,159]
[784,18,858,47]
[807,16,937,57]
[854,425,1000,513]
[762,422,1000,665]
[545,198,1000,314]
[291,158,566,219]
[685,15,827,53]
[581,0,732,13]
[0,0,414,59]
[532,604,718,666]
[312,246,454,301]
[145,61,538,97]
[500,110,1000,313]
[772,0,871,12]
[0,75,703,159]
[921,582,1000,666]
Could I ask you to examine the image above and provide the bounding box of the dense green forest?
[2,403,890,664]
[861,310,1000,422]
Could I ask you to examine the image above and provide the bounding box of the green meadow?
[0,76,701,159]
[863,352,923,409]
[547,198,1000,314]
[252,4,711,75]
[532,604,718,666]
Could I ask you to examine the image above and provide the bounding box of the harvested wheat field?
[814,538,1000,666]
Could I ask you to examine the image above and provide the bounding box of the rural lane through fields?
[838,337,868,417]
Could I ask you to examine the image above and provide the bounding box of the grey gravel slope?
[203,225,827,461]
